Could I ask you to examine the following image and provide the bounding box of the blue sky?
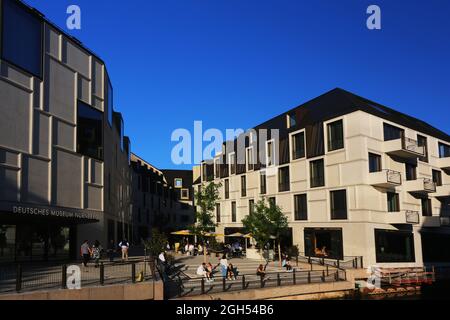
[26,0,450,169]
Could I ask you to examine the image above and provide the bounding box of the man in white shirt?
[158,252,166,263]
[118,239,130,261]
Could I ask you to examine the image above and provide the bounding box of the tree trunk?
[278,241,282,267]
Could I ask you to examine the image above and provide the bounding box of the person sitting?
[321,246,328,257]
[315,247,323,257]
[256,262,269,281]
[198,243,204,255]
[206,262,215,281]
[197,263,212,282]
[227,263,237,280]
[285,259,293,271]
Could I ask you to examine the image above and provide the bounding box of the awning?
[170,230,194,236]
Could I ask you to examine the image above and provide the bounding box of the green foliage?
[143,228,168,257]
[286,245,300,258]
[208,237,224,253]
[242,198,289,248]
[191,181,222,242]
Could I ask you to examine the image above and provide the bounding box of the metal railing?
[406,210,420,224]
[297,253,364,270]
[164,268,347,299]
[423,178,437,192]
[386,169,402,185]
[401,137,425,155]
[0,260,155,294]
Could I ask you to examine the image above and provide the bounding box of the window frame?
[231,201,237,222]
[76,100,104,161]
[224,179,230,199]
[326,119,344,152]
[241,175,247,197]
[330,189,348,220]
[260,170,267,195]
[246,146,254,172]
[310,158,325,188]
[229,152,236,175]
[387,192,400,212]
[294,194,308,221]
[368,152,382,173]
[278,165,290,192]
[290,129,306,161]
[266,139,276,167]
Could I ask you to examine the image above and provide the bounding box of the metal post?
[222,277,226,292]
[360,256,364,269]
[322,270,326,282]
[16,264,22,292]
[260,276,264,288]
[307,271,311,283]
[62,264,67,289]
[242,275,246,290]
[277,273,281,286]
[337,259,340,269]
[326,265,329,276]
[201,278,205,294]
[293,269,296,285]
[310,263,313,271]
[132,263,136,283]
[308,256,311,264]
[100,263,104,286]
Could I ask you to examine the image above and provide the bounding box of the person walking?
[80,240,92,270]
[119,239,130,262]
[106,239,115,262]
[92,240,103,268]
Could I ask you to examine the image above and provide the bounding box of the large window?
[267,140,275,166]
[229,153,236,175]
[439,142,450,158]
[310,159,325,188]
[405,163,417,181]
[330,190,347,220]
[216,203,221,223]
[2,0,43,77]
[241,175,247,197]
[224,179,230,199]
[77,101,104,160]
[327,120,344,151]
[369,153,382,173]
[246,147,254,171]
[292,132,305,160]
[421,198,432,217]
[432,170,442,187]
[278,166,290,192]
[375,229,415,263]
[260,171,267,194]
[304,228,343,260]
[387,192,400,212]
[249,199,255,216]
[287,112,297,128]
[417,135,428,162]
[294,194,307,221]
[383,123,404,141]
[269,197,276,208]
[231,202,236,222]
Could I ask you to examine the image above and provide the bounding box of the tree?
[242,198,289,266]
[143,228,168,259]
[191,181,222,262]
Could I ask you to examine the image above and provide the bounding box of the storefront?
[304,228,344,260]
[0,203,100,263]
[375,229,415,263]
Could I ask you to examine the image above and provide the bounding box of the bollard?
[277,273,281,286]
[242,275,246,290]
[326,265,329,276]
[100,263,105,285]
[131,263,136,283]
[16,264,22,292]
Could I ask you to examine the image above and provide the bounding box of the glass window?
[405,163,417,181]
[310,159,325,188]
[278,166,290,192]
[375,229,415,263]
[417,135,428,162]
[267,141,275,166]
[231,202,236,222]
[241,175,247,197]
[330,190,347,220]
[249,199,255,215]
[2,0,42,77]
[174,178,183,188]
[260,171,267,194]
[246,148,254,171]
[327,120,344,151]
[214,158,220,178]
[229,153,236,175]
[369,153,382,172]
[292,132,305,160]
[77,101,104,160]
[269,197,276,208]
[107,78,113,127]
[432,170,442,187]
[224,179,229,199]
[421,198,432,217]
[383,123,404,141]
[439,142,450,158]
[287,112,296,128]
[294,194,307,221]
[216,203,221,223]
[387,192,400,212]
[181,188,189,199]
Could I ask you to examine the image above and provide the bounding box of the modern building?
[131,154,195,243]
[194,88,450,268]
[0,0,132,262]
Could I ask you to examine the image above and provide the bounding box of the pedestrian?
[80,240,91,270]
[188,243,195,256]
[107,239,115,262]
[219,254,228,278]
[119,239,130,261]
[92,240,103,268]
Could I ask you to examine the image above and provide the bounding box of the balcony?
[384,137,425,159]
[381,210,420,225]
[437,157,450,171]
[433,185,450,199]
[422,216,441,227]
[404,178,436,194]
[369,169,402,188]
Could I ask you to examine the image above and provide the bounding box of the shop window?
[375,229,415,263]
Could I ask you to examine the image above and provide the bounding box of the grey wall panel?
[0,80,31,153]
[53,119,75,151]
[86,185,102,210]
[0,61,32,89]
[0,167,19,201]
[52,149,82,208]
[33,112,50,158]
[92,60,103,99]
[92,96,103,111]
[21,156,49,204]
[45,25,60,60]
[33,78,42,109]
[63,40,90,79]
[77,75,90,104]
[46,58,75,123]
[0,148,19,167]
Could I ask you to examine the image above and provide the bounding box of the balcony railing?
[402,137,425,155]
[386,170,402,185]
[405,210,420,224]
[385,136,425,159]
[423,178,437,192]
[369,169,402,188]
